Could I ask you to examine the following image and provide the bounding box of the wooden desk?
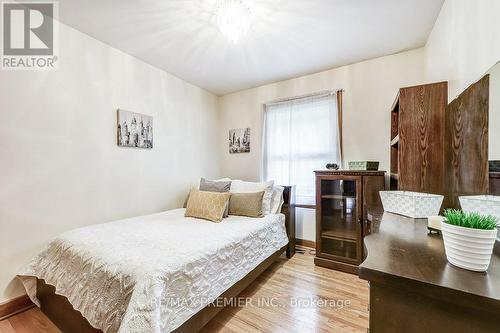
[359,212,500,333]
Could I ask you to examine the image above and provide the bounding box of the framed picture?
[117,109,153,149]
[229,128,250,153]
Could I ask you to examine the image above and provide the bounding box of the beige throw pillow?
[230,180,274,215]
[185,189,230,222]
[199,178,231,217]
[228,191,265,218]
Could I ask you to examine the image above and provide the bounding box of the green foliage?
[444,209,498,230]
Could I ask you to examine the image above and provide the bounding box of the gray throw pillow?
[183,178,232,217]
[199,178,231,192]
[200,178,231,217]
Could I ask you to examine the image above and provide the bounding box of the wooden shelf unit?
[321,228,358,242]
[389,82,447,194]
[389,78,489,207]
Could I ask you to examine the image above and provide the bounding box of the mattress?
[18,208,288,333]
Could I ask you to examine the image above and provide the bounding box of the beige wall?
[0,23,220,303]
[424,0,500,100]
[218,48,426,240]
[218,48,426,180]
[424,0,500,160]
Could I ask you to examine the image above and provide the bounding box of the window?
[263,92,342,205]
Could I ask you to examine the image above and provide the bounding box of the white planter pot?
[379,191,443,218]
[441,221,497,272]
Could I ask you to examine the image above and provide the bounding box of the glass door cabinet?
[314,171,385,274]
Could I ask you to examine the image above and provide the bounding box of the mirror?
[487,61,500,194]
[489,61,500,164]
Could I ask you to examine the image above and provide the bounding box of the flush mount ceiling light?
[215,0,251,43]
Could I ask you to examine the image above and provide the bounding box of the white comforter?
[18,208,288,333]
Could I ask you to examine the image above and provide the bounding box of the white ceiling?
[58,0,444,95]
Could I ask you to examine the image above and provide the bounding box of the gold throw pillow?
[185,189,230,222]
[228,191,265,218]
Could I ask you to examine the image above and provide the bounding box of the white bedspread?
[18,208,288,333]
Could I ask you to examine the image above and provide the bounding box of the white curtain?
[262,92,341,205]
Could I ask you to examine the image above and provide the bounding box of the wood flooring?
[0,247,369,333]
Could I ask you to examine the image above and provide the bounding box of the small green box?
[348,161,379,171]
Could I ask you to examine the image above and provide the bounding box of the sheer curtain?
[263,92,342,205]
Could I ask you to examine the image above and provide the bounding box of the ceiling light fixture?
[216,0,251,44]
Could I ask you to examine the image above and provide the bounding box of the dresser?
[314,170,385,274]
[360,212,500,333]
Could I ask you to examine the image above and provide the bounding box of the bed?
[17,186,295,333]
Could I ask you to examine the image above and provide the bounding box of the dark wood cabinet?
[314,170,385,274]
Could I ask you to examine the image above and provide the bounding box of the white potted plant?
[442,209,498,272]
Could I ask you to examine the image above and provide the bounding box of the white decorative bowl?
[379,191,444,218]
[441,221,497,272]
[459,195,500,241]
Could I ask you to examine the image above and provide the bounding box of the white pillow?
[270,186,285,214]
[230,180,274,215]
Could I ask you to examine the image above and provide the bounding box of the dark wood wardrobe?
[390,78,490,209]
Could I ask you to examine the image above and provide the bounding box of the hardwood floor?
[0,248,369,333]
[0,307,61,333]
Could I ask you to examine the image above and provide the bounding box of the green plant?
[444,209,498,230]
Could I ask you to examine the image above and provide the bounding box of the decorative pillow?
[228,191,265,218]
[199,178,231,192]
[185,189,230,222]
[230,180,274,215]
[270,186,285,214]
[183,178,232,209]
[199,178,231,217]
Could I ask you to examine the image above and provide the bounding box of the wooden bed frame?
[36,186,296,333]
